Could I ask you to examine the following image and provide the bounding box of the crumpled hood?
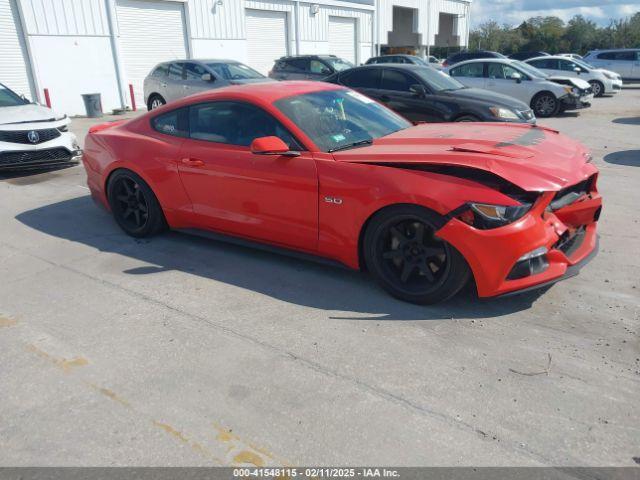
[332,123,597,192]
[547,75,591,90]
[0,103,68,128]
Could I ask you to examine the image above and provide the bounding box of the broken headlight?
[457,202,533,229]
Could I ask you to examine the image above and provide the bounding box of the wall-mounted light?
[310,4,319,15]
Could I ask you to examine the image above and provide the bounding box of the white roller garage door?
[246,9,289,75]
[329,16,357,64]
[116,0,188,108]
[0,0,33,99]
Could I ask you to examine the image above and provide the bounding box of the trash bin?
[81,93,103,118]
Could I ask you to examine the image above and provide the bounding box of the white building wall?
[16,0,122,116]
[2,0,469,116]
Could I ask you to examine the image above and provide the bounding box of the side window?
[530,58,553,69]
[152,64,169,77]
[488,63,519,79]
[380,69,415,91]
[189,102,300,149]
[168,63,184,80]
[152,108,189,137]
[310,60,330,74]
[559,60,579,71]
[285,58,310,72]
[452,62,484,78]
[185,63,207,80]
[615,51,636,61]
[340,69,381,88]
[597,52,616,60]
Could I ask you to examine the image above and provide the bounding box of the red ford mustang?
[82,81,602,304]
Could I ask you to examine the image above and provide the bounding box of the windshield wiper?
[328,139,373,153]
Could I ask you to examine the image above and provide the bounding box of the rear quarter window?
[151,108,189,138]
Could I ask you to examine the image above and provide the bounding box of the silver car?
[582,49,640,81]
[143,59,272,110]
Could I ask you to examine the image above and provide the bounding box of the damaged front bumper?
[436,177,602,297]
[560,92,593,111]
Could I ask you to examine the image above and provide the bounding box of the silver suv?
[582,49,640,81]
[143,59,272,110]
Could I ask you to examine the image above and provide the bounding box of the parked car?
[144,59,270,110]
[268,55,354,81]
[366,54,440,67]
[447,58,592,117]
[582,49,640,81]
[0,82,81,170]
[366,54,427,66]
[82,81,602,304]
[558,53,583,60]
[325,64,536,124]
[509,51,550,61]
[442,50,505,68]
[525,55,621,97]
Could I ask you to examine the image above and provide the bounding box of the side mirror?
[201,73,213,82]
[409,84,427,96]
[250,136,299,157]
[511,72,522,83]
[321,68,332,75]
[573,67,581,74]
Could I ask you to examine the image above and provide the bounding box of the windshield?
[0,83,28,107]
[414,67,465,91]
[322,57,354,72]
[573,58,596,70]
[514,61,547,79]
[410,56,429,66]
[205,62,264,80]
[274,89,411,152]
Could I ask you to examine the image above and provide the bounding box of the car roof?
[587,48,639,52]
[157,59,241,65]
[449,58,513,67]
[350,64,429,71]
[169,80,344,105]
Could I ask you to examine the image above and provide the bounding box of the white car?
[446,58,591,117]
[558,53,583,60]
[0,82,81,170]
[583,49,640,81]
[526,56,622,97]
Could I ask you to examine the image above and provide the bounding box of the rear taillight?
[442,60,449,67]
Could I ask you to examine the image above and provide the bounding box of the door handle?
[181,158,204,167]
[160,83,167,88]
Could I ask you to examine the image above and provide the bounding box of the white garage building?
[1,0,470,115]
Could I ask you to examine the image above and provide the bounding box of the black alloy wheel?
[364,205,471,304]
[107,170,166,237]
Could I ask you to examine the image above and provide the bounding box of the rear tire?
[455,115,480,122]
[531,92,559,118]
[363,205,471,304]
[147,94,166,110]
[589,80,604,97]
[107,170,166,238]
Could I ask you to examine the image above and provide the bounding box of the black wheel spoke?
[138,202,148,213]
[123,207,133,219]
[383,249,403,260]
[113,176,150,231]
[400,262,414,283]
[413,223,425,243]
[390,226,408,243]
[133,209,141,227]
[418,261,435,282]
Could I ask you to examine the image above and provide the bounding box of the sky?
[470,0,640,27]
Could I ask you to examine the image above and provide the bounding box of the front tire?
[589,80,604,97]
[363,205,471,304]
[531,92,559,118]
[147,94,166,110]
[107,170,166,238]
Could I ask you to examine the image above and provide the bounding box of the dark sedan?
[324,64,535,124]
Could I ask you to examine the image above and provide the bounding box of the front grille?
[554,226,586,258]
[0,128,61,145]
[0,148,72,167]
[549,176,593,211]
